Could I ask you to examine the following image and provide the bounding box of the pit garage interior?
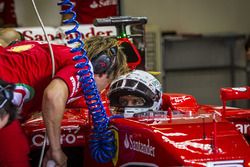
[11,0,250,107]
[1,0,250,167]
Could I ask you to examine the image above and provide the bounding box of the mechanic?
[0,36,129,167]
[108,70,162,118]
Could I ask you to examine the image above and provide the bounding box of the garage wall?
[15,0,61,27]
[15,0,250,34]
[14,0,250,106]
[121,0,250,34]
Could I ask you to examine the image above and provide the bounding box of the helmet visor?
[109,79,156,107]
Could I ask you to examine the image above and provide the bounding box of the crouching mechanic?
[0,36,128,167]
[108,70,162,118]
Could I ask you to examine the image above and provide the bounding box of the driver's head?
[84,36,129,91]
[108,70,162,117]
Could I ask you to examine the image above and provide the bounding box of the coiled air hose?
[58,0,116,163]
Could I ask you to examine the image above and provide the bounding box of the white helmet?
[108,70,162,117]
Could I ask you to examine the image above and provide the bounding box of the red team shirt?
[0,41,81,120]
[65,0,119,24]
[0,41,82,167]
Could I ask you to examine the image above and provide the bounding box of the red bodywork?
[23,91,250,167]
[22,16,250,167]
[118,37,142,70]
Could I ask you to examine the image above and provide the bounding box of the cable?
[31,0,55,78]
[30,1,56,167]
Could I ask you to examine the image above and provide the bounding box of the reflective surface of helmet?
[108,70,162,117]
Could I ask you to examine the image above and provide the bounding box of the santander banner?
[15,24,117,45]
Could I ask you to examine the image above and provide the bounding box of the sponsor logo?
[70,76,76,97]
[8,44,35,52]
[69,75,80,97]
[171,96,191,103]
[32,126,84,147]
[90,0,117,9]
[17,26,115,42]
[124,133,155,157]
[235,123,250,135]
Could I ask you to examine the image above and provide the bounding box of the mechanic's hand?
[43,148,67,167]
[0,114,9,129]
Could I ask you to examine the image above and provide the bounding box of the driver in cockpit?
[108,69,163,118]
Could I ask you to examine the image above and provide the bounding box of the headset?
[91,46,118,75]
[0,80,16,124]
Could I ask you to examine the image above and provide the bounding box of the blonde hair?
[84,36,129,79]
[0,28,22,47]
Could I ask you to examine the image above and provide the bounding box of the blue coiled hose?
[58,0,116,163]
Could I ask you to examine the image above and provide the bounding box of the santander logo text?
[124,133,155,157]
[16,25,116,44]
[235,123,250,135]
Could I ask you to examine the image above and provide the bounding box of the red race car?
[23,16,250,167]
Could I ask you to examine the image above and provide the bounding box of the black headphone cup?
[0,84,14,101]
[3,89,13,100]
[91,46,118,74]
[92,53,112,74]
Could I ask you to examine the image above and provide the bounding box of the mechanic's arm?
[42,78,68,167]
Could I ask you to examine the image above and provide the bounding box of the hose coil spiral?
[58,0,116,163]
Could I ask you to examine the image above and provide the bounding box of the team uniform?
[67,88,110,114]
[0,41,82,167]
[0,41,82,120]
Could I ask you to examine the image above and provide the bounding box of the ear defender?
[0,80,14,104]
[0,81,16,125]
[91,46,118,74]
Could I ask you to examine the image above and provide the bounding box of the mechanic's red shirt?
[63,0,119,24]
[0,41,82,120]
[67,87,111,114]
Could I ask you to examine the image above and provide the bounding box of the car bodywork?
[23,91,250,167]
[22,15,250,167]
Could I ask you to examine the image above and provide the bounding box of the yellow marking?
[8,44,35,52]
[112,129,119,166]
